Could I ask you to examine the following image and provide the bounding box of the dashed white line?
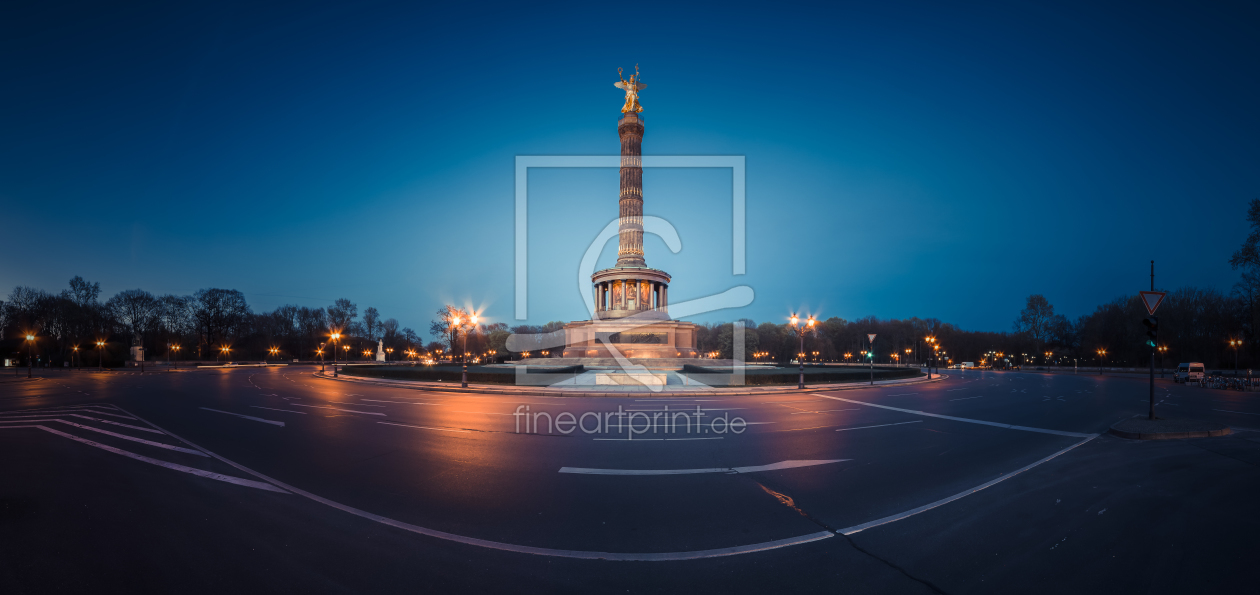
[287,403,386,416]
[251,406,308,415]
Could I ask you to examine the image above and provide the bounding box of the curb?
[1107,421,1232,441]
[311,371,947,397]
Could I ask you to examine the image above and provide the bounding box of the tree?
[191,288,251,351]
[327,298,357,333]
[363,307,381,341]
[429,305,467,352]
[106,289,160,349]
[1014,295,1056,344]
[63,276,100,309]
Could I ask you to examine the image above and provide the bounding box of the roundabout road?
[1,367,1258,593]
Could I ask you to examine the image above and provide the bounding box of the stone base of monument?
[560,319,700,360]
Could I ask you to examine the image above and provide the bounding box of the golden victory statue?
[614,65,647,113]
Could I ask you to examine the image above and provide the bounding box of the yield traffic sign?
[1139,291,1166,315]
[867,334,877,343]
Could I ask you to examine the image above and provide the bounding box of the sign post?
[1140,261,1167,421]
[868,334,877,385]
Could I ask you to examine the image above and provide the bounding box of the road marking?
[1213,409,1260,416]
[560,459,848,475]
[200,407,285,426]
[0,407,136,420]
[0,418,207,455]
[251,406,307,414]
[0,424,287,493]
[449,410,515,415]
[378,422,472,433]
[949,396,983,401]
[0,413,160,433]
[790,409,858,414]
[814,395,1093,438]
[838,435,1097,535]
[835,421,922,432]
[118,406,836,561]
[885,393,918,397]
[287,403,385,416]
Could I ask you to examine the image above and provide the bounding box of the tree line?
[0,282,436,367]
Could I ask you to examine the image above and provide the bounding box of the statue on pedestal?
[375,339,386,362]
[614,65,646,113]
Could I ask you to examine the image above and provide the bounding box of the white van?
[1176,362,1205,384]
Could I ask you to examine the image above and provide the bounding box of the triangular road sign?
[1139,291,1166,315]
[867,334,877,343]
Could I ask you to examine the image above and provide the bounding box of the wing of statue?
[614,81,628,90]
[634,83,646,91]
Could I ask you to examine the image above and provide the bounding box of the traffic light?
[1142,316,1158,347]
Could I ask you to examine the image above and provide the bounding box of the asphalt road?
[1,367,1258,594]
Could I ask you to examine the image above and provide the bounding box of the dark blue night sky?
[2,1,1258,332]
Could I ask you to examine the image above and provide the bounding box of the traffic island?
[1109,417,1232,440]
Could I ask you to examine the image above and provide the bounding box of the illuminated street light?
[25,334,35,378]
[788,313,816,388]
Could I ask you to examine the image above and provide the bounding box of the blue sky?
[2,0,1258,334]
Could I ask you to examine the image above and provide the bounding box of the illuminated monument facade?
[561,67,699,359]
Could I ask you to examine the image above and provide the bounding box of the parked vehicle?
[1175,362,1205,384]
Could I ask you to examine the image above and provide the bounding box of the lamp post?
[220,346,230,365]
[1157,345,1167,378]
[97,340,105,371]
[451,312,479,388]
[789,314,815,389]
[386,347,393,362]
[267,347,278,366]
[171,344,180,369]
[25,334,34,378]
[330,332,341,377]
[73,346,79,371]
[1096,348,1107,375]
[904,348,911,368]
[1229,339,1241,376]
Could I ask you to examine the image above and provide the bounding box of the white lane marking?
[346,403,386,407]
[0,425,287,493]
[839,435,1097,535]
[0,408,136,420]
[0,413,160,433]
[0,418,207,455]
[118,406,828,560]
[286,403,385,416]
[634,399,719,402]
[885,393,918,397]
[949,396,984,401]
[814,395,1093,438]
[378,422,471,433]
[559,459,848,475]
[835,421,922,432]
[200,408,285,426]
[790,409,858,415]
[448,410,515,415]
[251,406,308,415]
[1213,409,1260,416]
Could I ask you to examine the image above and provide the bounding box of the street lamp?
[171,344,180,369]
[318,343,326,372]
[1229,339,1241,376]
[267,347,279,365]
[25,334,35,378]
[331,332,342,377]
[220,346,231,365]
[1157,345,1167,378]
[386,347,393,362]
[73,345,79,371]
[789,314,816,389]
[97,340,105,371]
[450,312,479,388]
[1096,348,1107,375]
